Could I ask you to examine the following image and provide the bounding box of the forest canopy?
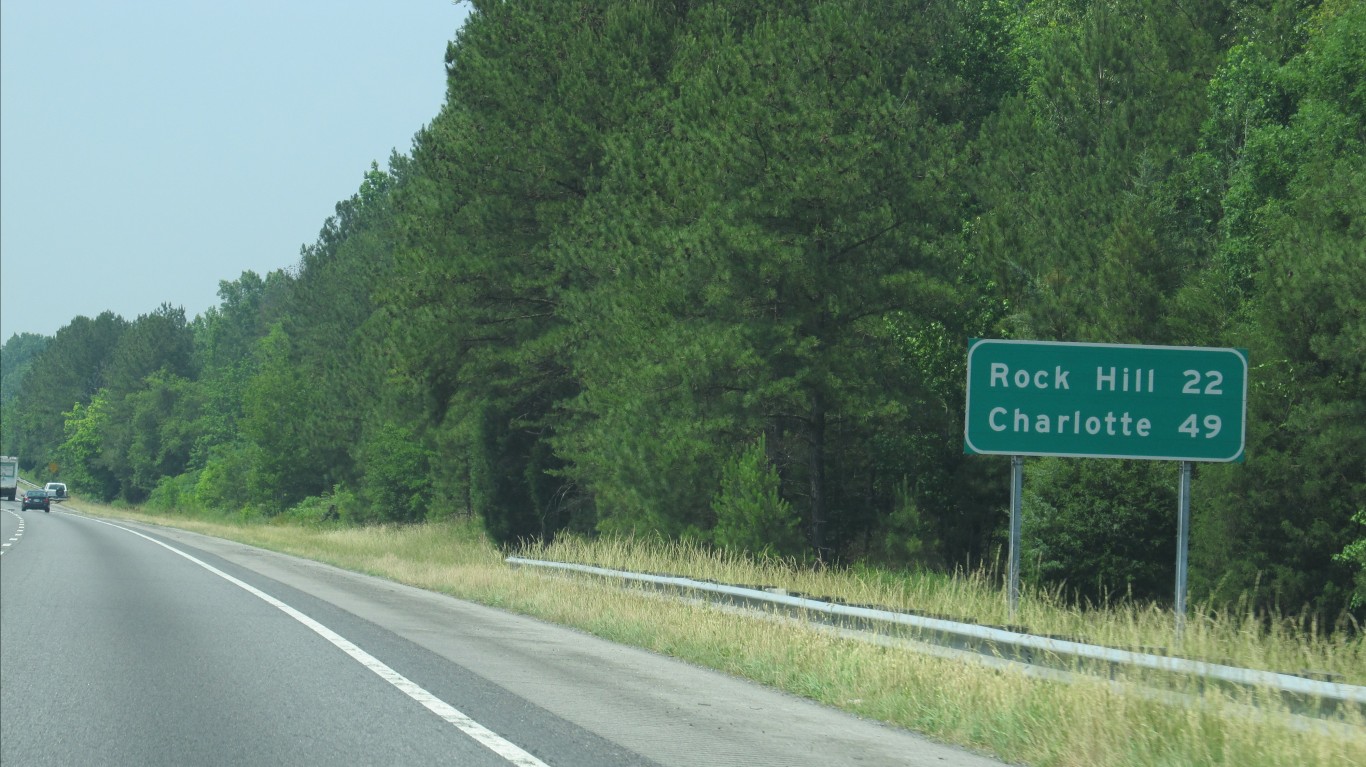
[3,0,1363,621]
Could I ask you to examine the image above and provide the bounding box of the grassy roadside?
[66,500,1365,767]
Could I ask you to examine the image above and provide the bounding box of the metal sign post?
[1175,461,1192,638]
[1008,456,1024,622]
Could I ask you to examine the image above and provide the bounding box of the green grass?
[70,500,1366,767]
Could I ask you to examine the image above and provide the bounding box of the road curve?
[1,504,1007,767]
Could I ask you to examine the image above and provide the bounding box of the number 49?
[1179,414,1222,439]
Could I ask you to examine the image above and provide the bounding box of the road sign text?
[965,340,1248,462]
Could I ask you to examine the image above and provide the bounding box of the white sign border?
[964,339,1249,463]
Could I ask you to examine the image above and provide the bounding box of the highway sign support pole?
[1008,455,1024,623]
[1175,460,1192,639]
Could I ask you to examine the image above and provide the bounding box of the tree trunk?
[809,389,828,563]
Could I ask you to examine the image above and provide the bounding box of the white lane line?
[84,516,551,767]
[0,510,23,556]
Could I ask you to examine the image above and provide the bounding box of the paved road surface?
[1,502,1009,766]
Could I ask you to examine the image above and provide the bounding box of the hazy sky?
[1,0,471,343]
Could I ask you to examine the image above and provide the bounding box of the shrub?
[146,472,202,513]
[712,435,803,558]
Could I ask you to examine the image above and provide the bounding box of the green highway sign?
[965,340,1248,462]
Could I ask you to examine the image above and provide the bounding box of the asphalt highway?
[1,501,1007,766]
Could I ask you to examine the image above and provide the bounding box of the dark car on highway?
[21,489,50,512]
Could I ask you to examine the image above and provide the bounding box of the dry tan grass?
[75,503,1366,767]
[524,533,1365,685]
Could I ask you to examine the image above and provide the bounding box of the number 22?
[1182,370,1223,395]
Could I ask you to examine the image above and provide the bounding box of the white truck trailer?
[0,456,18,501]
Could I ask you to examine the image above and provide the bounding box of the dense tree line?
[2,0,1362,620]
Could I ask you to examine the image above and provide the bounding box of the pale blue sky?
[1,0,470,342]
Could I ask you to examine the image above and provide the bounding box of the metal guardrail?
[507,556,1366,711]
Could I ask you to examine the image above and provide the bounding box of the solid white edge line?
[84,516,550,767]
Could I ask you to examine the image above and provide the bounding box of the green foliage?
[103,303,195,397]
[4,0,1363,622]
[193,442,264,513]
[8,311,126,470]
[145,471,203,514]
[55,393,119,500]
[282,163,401,495]
[73,305,201,502]
[190,270,290,466]
[971,0,1222,343]
[1022,458,1177,604]
[1186,0,1365,621]
[98,372,203,502]
[0,332,49,416]
[546,0,994,563]
[283,485,366,526]
[874,476,944,570]
[239,324,334,507]
[1338,509,1366,608]
[712,435,802,558]
[356,421,433,524]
